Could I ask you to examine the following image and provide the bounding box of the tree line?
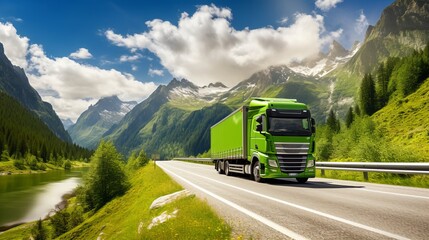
[0,92,92,168]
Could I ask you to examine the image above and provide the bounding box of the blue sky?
[0,0,394,121]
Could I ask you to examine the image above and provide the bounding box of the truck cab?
[211,98,316,183]
[248,98,316,182]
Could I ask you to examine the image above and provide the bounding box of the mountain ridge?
[0,42,71,142]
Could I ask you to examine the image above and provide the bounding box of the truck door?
[250,114,267,153]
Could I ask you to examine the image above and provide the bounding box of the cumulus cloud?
[148,68,164,77]
[106,5,338,87]
[315,0,343,11]
[0,21,29,68]
[69,48,93,59]
[27,44,157,121]
[354,10,369,35]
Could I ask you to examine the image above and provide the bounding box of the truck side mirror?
[256,124,263,132]
[311,118,316,133]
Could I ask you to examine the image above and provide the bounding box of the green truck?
[211,98,316,183]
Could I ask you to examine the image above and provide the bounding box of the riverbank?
[0,160,89,175]
[0,162,231,239]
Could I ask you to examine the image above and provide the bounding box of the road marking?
[160,166,308,240]
[357,188,429,200]
[163,162,410,240]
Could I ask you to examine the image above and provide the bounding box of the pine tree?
[326,109,340,133]
[80,141,129,210]
[376,63,389,108]
[345,107,354,128]
[360,73,377,116]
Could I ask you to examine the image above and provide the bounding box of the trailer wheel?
[252,160,263,182]
[217,160,224,174]
[296,178,308,183]
[225,161,231,176]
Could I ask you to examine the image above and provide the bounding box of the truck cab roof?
[249,98,308,111]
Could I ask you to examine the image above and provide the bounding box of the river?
[0,168,88,229]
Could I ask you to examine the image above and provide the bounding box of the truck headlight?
[268,159,278,168]
[306,160,314,168]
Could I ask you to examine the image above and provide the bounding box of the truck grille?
[275,143,309,173]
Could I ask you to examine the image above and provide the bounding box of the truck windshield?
[268,117,311,136]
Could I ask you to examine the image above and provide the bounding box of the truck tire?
[252,160,263,182]
[225,161,231,176]
[217,160,224,174]
[296,178,308,183]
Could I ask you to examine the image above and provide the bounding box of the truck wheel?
[252,160,263,182]
[296,178,308,183]
[217,161,224,174]
[225,161,231,176]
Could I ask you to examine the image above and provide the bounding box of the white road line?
[357,188,429,200]
[164,163,410,240]
[160,166,307,240]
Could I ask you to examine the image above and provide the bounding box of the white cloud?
[131,64,138,71]
[0,21,29,68]
[355,10,369,35]
[69,48,92,59]
[148,68,164,77]
[119,54,141,62]
[106,5,338,87]
[315,0,343,11]
[27,44,157,121]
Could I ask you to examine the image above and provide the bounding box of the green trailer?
[211,98,316,183]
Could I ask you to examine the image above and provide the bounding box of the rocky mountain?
[68,96,137,149]
[0,42,71,142]
[345,0,429,75]
[102,79,231,157]
[221,65,330,121]
[324,0,429,118]
[289,40,360,78]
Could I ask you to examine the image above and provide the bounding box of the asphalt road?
[157,160,429,240]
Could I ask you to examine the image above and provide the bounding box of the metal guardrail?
[174,158,429,180]
[174,158,213,162]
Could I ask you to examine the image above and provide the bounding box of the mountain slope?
[346,0,429,75]
[0,92,91,162]
[372,78,429,159]
[326,0,429,117]
[0,42,71,142]
[68,96,137,149]
[221,65,330,122]
[103,79,230,157]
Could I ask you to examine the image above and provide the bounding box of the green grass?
[0,161,231,239]
[59,161,230,239]
[372,78,429,161]
[317,169,429,188]
[0,160,89,175]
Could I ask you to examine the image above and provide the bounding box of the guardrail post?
[321,169,325,177]
[363,172,368,181]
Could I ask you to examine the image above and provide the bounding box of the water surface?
[0,168,87,228]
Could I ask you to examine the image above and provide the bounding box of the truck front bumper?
[259,154,316,179]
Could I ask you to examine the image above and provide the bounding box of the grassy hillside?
[0,162,231,239]
[372,78,429,160]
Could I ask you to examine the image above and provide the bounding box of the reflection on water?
[18,177,81,224]
[0,169,87,228]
